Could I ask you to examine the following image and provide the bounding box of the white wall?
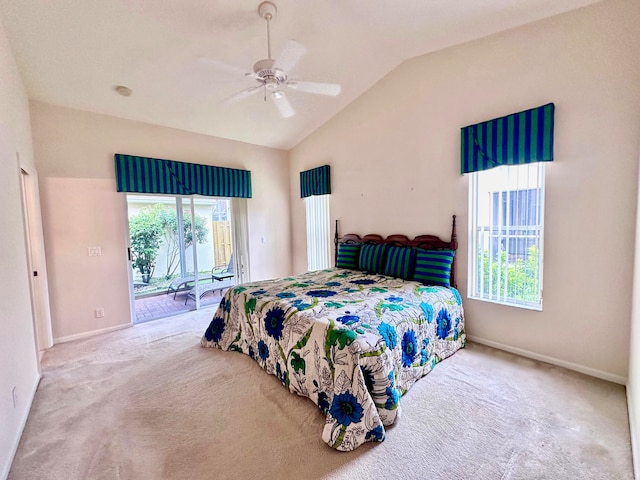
[289,0,640,381]
[0,14,41,480]
[30,101,292,341]
[628,149,640,479]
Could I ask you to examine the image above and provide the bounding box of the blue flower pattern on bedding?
[201,268,465,451]
[204,316,225,343]
[257,340,269,361]
[329,391,364,427]
[401,330,418,367]
[436,308,452,340]
[276,292,296,299]
[377,322,397,349]
[264,307,286,340]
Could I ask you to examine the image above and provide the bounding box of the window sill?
[467,295,543,311]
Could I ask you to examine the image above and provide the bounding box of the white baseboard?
[627,387,639,480]
[2,373,41,480]
[54,323,131,344]
[466,335,627,385]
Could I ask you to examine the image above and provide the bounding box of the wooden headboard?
[334,215,459,289]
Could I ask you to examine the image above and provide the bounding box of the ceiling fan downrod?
[254,2,286,96]
[258,2,277,61]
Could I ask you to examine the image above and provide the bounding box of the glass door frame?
[184,196,201,310]
[124,193,201,323]
[125,193,240,324]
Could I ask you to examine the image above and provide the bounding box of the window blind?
[305,195,330,271]
[469,163,545,309]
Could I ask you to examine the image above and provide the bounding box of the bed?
[201,216,465,451]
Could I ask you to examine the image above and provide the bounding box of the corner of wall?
[0,11,46,479]
[1,372,40,480]
[627,385,639,479]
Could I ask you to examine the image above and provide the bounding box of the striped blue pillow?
[336,243,361,269]
[413,250,455,287]
[383,246,415,280]
[359,243,387,274]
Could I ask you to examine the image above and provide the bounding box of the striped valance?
[461,103,555,174]
[300,165,331,198]
[115,154,252,198]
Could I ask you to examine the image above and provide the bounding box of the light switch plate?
[88,247,102,257]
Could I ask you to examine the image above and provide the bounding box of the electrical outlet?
[87,247,102,257]
[12,386,17,408]
[95,308,105,318]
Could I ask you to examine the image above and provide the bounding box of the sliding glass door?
[126,195,240,324]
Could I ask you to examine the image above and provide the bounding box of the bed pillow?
[359,243,387,274]
[412,249,455,287]
[336,243,361,269]
[383,245,416,280]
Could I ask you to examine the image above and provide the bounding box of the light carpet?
[9,308,633,479]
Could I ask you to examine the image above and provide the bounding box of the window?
[305,195,330,271]
[469,163,545,309]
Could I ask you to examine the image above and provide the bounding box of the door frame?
[123,197,136,326]
[18,160,53,362]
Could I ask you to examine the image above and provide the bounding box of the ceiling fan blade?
[273,40,307,73]
[272,91,295,118]
[198,57,253,79]
[220,85,262,106]
[287,80,341,96]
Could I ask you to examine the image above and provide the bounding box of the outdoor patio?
[134,289,225,324]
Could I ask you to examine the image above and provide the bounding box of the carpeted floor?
[9,308,633,480]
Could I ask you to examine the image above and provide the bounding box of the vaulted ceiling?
[0,0,599,149]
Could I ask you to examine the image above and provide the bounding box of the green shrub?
[129,204,208,282]
[129,210,163,283]
[478,245,540,304]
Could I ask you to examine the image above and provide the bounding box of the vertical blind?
[300,165,331,198]
[230,198,251,284]
[115,154,252,198]
[461,103,555,174]
[305,195,331,271]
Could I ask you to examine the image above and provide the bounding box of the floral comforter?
[201,268,465,451]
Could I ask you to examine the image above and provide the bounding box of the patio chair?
[166,272,213,299]
[185,255,235,304]
[184,277,235,304]
[212,254,234,281]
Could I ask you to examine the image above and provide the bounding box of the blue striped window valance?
[300,165,331,198]
[115,154,252,198]
[461,103,555,174]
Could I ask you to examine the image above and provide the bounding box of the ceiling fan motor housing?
[253,58,287,90]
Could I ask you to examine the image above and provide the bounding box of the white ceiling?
[0,0,598,150]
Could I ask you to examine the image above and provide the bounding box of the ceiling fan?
[217,1,341,118]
